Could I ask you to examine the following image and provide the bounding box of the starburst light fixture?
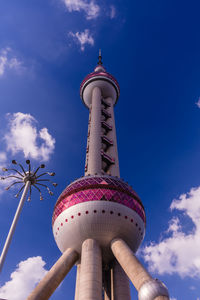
[0,159,57,273]
[1,159,57,201]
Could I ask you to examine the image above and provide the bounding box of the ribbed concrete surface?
[27,248,78,300]
[111,238,152,291]
[75,264,81,300]
[87,86,102,175]
[79,239,102,300]
[113,260,131,300]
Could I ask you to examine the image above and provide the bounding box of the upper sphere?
[80,64,120,108]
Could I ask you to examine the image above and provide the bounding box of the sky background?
[0,0,200,299]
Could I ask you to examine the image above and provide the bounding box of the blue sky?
[0,0,200,299]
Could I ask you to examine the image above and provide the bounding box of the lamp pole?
[0,160,57,273]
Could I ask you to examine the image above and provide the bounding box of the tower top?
[80,53,120,108]
[95,49,106,73]
[98,49,103,65]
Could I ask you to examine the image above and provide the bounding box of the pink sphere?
[53,175,146,262]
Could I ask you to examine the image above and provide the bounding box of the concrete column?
[79,239,102,300]
[106,97,120,177]
[27,248,78,300]
[75,264,81,300]
[86,87,102,175]
[113,260,131,300]
[110,267,114,300]
[110,238,152,291]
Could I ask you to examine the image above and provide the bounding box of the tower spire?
[98,49,103,65]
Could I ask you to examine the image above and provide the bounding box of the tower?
[28,53,170,300]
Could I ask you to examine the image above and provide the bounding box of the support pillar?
[75,263,81,300]
[113,260,131,300]
[111,239,169,299]
[111,238,151,290]
[79,239,102,300]
[110,267,114,300]
[27,248,78,300]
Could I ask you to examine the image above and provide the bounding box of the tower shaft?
[85,88,120,177]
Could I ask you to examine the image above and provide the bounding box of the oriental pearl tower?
[28,52,170,300]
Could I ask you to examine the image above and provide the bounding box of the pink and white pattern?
[52,176,145,225]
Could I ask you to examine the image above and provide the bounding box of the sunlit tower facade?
[28,53,170,300]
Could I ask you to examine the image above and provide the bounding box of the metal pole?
[0,180,30,273]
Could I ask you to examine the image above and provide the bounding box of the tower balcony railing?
[101,150,115,165]
[101,98,110,109]
[101,135,113,146]
[101,121,112,133]
[102,108,111,120]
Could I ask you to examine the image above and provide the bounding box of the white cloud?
[62,0,100,19]
[0,256,47,300]
[0,48,22,77]
[0,152,7,166]
[196,97,200,108]
[110,5,116,19]
[142,186,200,278]
[69,29,94,51]
[4,113,55,162]
[167,217,181,234]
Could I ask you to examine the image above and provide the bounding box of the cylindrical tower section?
[75,263,81,300]
[113,260,131,300]
[86,87,102,175]
[79,239,102,300]
[111,238,151,291]
[111,239,169,299]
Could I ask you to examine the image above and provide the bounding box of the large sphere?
[80,65,120,108]
[52,175,146,262]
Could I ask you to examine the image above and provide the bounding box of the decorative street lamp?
[0,160,57,273]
